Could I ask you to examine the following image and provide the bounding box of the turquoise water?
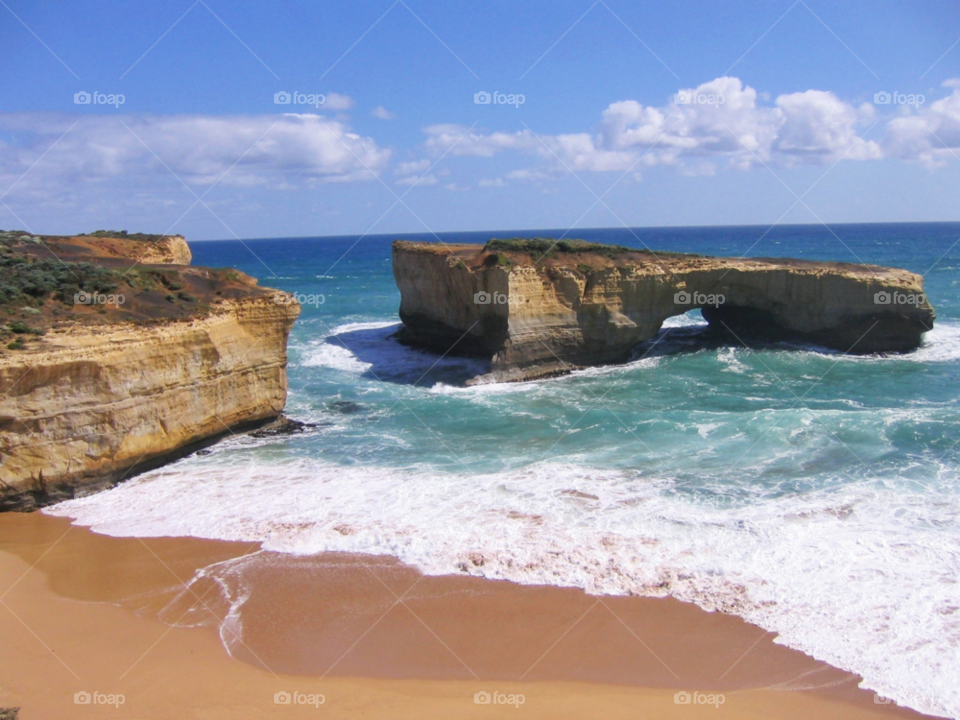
[51,223,960,717]
[203,225,959,501]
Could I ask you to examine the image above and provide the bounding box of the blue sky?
[1,0,959,240]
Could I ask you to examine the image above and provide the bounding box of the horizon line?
[188,219,960,243]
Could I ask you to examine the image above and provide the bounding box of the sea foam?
[48,456,960,719]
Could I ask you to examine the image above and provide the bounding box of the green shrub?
[81,230,169,242]
[482,237,690,263]
[8,321,43,335]
[0,254,120,308]
[485,237,634,257]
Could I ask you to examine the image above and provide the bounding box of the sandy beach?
[0,512,931,719]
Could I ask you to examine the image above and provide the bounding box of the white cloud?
[396,173,437,186]
[548,132,637,171]
[324,93,355,111]
[504,169,549,181]
[0,112,391,194]
[423,124,536,157]
[371,106,395,120]
[423,76,884,181]
[884,80,960,167]
[597,77,879,167]
[774,91,881,161]
[393,158,437,186]
[395,159,432,175]
[4,77,958,227]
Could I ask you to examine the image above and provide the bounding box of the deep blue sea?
[51,224,960,717]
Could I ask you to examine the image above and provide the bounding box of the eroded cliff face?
[0,296,299,507]
[122,234,192,265]
[19,232,192,265]
[393,240,935,383]
[0,231,299,509]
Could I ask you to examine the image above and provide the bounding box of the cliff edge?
[393,238,935,383]
[0,230,299,509]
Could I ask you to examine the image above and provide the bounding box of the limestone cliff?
[136,234,192,265]
[0,231,299,509]
[17,231,192,265]
[0,297,298,506]
[393,239,935,383]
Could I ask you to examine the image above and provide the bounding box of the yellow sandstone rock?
[0,297,298,501]
[393,240,935,383]
[0,232,299,508]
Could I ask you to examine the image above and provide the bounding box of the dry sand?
[0,512,932,719]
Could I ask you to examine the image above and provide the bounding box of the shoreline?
[0,512,935,718]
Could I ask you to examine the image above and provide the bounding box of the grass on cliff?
[0,231,263,352]
[0,230,43,246]
[0,234,197,310]
[1,229,171,244]
[485,237,637,259]
[0,247,207,350]
[0,252,121,307]
[482,238,699,269]
[78,230,172,242]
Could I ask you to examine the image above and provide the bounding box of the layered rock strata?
[393,240,935,383]
[0,233,298,508]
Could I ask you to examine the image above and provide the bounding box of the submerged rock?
[249,416,320,438]
[329,400,364,414]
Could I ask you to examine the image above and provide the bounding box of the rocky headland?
[0,230,299,510]
[393,238,935,384]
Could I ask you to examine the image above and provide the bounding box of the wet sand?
[0,512,934,719]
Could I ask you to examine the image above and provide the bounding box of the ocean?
[48,223,960,718]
